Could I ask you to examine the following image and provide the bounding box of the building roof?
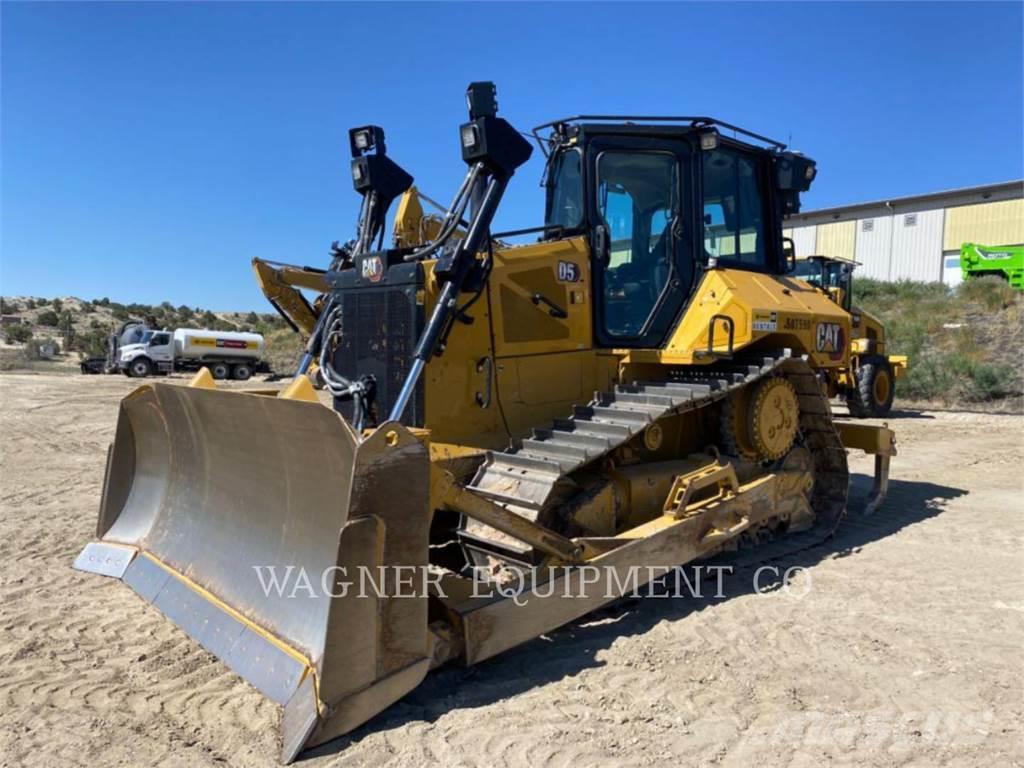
[785,179,1024,227]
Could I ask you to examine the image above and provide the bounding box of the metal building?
[784,180,1024,285]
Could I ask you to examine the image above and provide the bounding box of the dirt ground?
[1,371,1021,768]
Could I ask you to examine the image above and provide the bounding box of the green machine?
[960,242,1024,289]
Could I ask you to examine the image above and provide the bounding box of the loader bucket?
[73,381,433,761]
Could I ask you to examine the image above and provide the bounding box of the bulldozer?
[74,83,896,762]
[790,255,907,417]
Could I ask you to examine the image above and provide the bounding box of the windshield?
[545,148,583,230]
[794,260,852,291]
[140,330,155,344]
[792,260,823,284]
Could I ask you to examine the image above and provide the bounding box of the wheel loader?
[790,255,907,417]
[74,83,896,762]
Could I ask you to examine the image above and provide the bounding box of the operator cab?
[538,117,816,348]
[792,255,857,311]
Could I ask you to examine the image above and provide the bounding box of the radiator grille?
[330,284,424,428]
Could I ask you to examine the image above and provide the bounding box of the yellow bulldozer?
[74,83,896,762]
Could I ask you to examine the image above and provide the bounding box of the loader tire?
[128,358,153,378]
[210,362,231,380]
[231,363,252,381]
[848,355,894,418]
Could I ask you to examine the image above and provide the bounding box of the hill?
[0,295,303,373]
[853,276,1023,410]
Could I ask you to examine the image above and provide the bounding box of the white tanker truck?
[118,328,266,380]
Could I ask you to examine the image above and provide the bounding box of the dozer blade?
[73,382,433,762]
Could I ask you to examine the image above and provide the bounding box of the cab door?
[588,137,693,349]
[487,237,603,440]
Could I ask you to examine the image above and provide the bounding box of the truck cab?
[119,330,174,377]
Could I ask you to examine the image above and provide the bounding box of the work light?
[460,124,479,150]
[348,125,386,158]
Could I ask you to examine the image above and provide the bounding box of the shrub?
[37,310,60,327]
[69,328,109,358]
[25,298,36,310]
[1,298,19,314]
[958,275,1016,311]
[4,324,33,344]
[52,298,63,313]
[245,311,260,324]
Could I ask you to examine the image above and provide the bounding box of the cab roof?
[532,115,787,155]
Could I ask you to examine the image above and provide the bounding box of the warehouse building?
[784,180,1023,285]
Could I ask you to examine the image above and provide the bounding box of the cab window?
[544,148,583,229]
[596,151,677,339]
[702,148,767,267]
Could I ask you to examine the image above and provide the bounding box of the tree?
[0,298,19,314]
[202,310,217,327]
[4,324,32,344]
[177,305,194,319]
[52,298,63,313]
[25,298,36,310]
[37,310,60,327]
[245,311,260,325]
[70,328,108,358]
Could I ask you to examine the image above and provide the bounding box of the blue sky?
[2,2,1022,310]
